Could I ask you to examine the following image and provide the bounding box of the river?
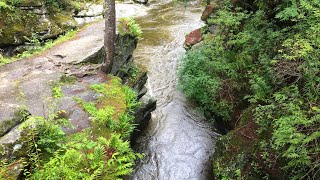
[129,1,218,179]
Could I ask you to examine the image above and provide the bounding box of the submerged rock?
[133,0,148,5]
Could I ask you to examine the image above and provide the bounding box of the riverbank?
[0,3,155,179]
[179,1,320,179]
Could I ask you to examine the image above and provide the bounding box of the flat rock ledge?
[0,20,156,163]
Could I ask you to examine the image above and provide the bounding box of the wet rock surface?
[131,94,157,141]
[0,3,151,160]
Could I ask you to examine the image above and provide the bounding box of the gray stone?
[111,34,138,75]
[0,104,29,137]
[132,94,157,137]
[75,4,104,17]
[0,125,26,159]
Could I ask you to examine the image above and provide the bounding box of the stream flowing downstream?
[130,1,218,179]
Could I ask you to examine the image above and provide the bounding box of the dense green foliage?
[179,0,320,179]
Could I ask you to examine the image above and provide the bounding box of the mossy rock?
[0,3,76,47]
[212,106,286,179]
[0,107,30,137]
[0,126,27,160]
[212,106,265,179]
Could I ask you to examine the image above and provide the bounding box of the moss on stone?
[0,108,30,137]
[212,106,267,179]
[0,1,77,47]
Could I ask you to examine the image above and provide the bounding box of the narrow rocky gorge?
[130,1,218,179]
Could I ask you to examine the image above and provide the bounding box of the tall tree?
[103,0,116,73]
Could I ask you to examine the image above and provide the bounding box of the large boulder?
[201,4,216,22]
[184,28,203,49]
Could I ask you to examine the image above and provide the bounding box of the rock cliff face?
[0,1,107,56]
[0,1,78,53]
[74,3,104,26]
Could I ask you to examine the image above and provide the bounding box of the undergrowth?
[0,76,141,179]
[179,0,320,179]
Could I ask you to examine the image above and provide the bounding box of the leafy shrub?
[30,134,141,180]
[255,86,320,179]
[178,43,233,121]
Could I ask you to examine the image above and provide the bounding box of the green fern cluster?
[117,17,142,39]
[78,76,140,137]
[30,134,141,180]
[0,76,141,179]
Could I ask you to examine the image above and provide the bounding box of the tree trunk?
[102,0,116,73]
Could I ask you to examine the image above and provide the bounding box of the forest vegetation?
[179,0,320,179]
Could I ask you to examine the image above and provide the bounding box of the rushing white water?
[130,1,218,179]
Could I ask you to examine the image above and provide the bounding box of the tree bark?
[103,0,116,73]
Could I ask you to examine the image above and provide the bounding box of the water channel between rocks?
[129,1,218,179]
